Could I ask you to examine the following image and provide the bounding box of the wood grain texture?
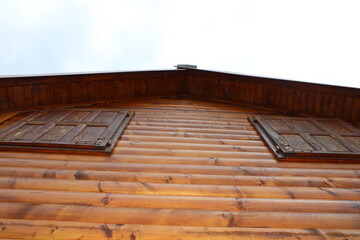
[1,202,360,228]
[186,69,360,122]
[0,97,359,239]
[1,219,360,240]
[1,69,359,122]
[249,115,360,161]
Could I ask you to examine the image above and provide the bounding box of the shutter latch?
[280,142,294,152]
[96,137,105,145]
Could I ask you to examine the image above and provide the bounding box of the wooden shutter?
[0,108,134,154]
[249,115,360,162]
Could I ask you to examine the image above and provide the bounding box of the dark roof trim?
[0,68,359,122]
[186,68,360,96]
[0,70,185,88]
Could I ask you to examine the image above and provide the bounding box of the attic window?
[249,115,360,162]
[0,108,133,154]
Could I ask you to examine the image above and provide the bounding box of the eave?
[1,68,359,123]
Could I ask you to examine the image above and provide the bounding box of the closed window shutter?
[0,108,133,154]
[249,115,360,161]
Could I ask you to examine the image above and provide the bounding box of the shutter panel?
[249,115,360,162]
[0,108,133,154]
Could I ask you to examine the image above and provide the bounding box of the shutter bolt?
[96,137,105,145]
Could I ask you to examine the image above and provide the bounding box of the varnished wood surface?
[2,219,360,240]
[187,69,360,122]
[0,97,360,239]
[1,69,359,123]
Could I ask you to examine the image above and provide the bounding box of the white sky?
[0,0,359,88]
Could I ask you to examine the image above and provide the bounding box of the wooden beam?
[1,189,359,213]
[0,177,359,200]
[0,166,358,188]
[0,158,358,178]
[0,202,359,228]
[1,219,359,240]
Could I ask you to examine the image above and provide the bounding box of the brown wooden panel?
[344,96,354,120]
[257,84,264,105]
[274,87,282,108]
[53,84,68,104]
[34,109,68,121]
[128,78,136,97]
[22,85,33,108]
[327,94,338,117]
[294,89,302,112]
[314,92,322,115]
[312,135,350,152]
[291,119,323,132]
[249,115,360,161]
[262,85,270,105]
[306,91,316,114]
[267,86,275,106]
[92,111,118,123]
[86,81,96,101]
[351,97,360,121]
[6,87,16,109]
[320,94,331,116]
[336,95,346,118]
[15,86,25,108]
[135,78,146,97]
[102,81,111,100]
[265,119,292,131]
[245,83,252,104]
[0,108,133,154]
[299,91,308,113]
[280,134,315,151]
[280,87,289,110]
[46,85,54,105]
[145,77,160,96]
[81,82,90,102]
[344,136,360,150]
[2,124,43,140]
[317,119,356,134]
[38,125,75,141]
[287,88,295,111]
[63,110,92,122]
[236,81,246,102]
[39,85,48,105]
[251,83,258,104]
[74,126,107,143]
[91,81,103,101]
[0,69,359,124]
[0,87,8,111]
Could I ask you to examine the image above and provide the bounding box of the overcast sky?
[1,0,359,88]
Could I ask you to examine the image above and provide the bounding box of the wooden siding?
[187,69,360,122]
[0,97,359,239]
[1,69,360,124]
[0,70,188,112]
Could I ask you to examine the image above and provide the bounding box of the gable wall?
[0,97,359,238]
[187,69,360,122]
[0,70,187,112]
[1,69,359,122]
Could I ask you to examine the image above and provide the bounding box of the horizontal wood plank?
[1,219,359,240]
[1,97,360,238]
[1,189,359,213]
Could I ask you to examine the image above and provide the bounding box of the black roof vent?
[175,64,197,69]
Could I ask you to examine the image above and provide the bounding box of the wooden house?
[0,67,359,239]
